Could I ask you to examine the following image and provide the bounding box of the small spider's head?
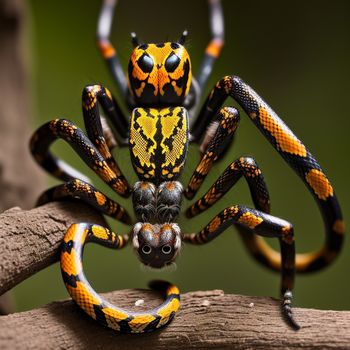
[132,222,182,268]
[128,40,191,106]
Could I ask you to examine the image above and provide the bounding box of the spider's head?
[128,35,192,106]
[132,222,182,268]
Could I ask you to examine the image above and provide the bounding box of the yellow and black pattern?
[128,43,192,106]
[30,118,130,197]
[129,107,189,183]
[191,75,344,273]
[37,179,131,224]
[185,106,240,199]
[61,223,180,333]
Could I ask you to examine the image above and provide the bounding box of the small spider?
[30,0,344,333]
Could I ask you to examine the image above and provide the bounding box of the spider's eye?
[137,54,154,73]
[165,53,180,73]
[161,245,172,255]
[141,244,152,254]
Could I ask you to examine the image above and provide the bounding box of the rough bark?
[0,202,105,295]
[0,289,350,350]
[0,0,46,314]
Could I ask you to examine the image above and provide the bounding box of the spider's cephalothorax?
[30,0,344,334]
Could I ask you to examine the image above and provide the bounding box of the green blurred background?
[13,0,349,312]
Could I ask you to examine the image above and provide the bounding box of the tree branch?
[0,202,105,295]
[1,289,349,349]
[1,203,349,349]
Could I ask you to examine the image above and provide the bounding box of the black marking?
[93,304,108,327]
[170,42,179,50]
[118,316,133,333]
[165,53,180,73]
[137,53,154,73]
[61,240,74,254]
[61,270,80,288]
[139,43,148,50]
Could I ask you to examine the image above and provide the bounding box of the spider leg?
[37,179,131,224]
[183,206,299,330]
[61,223,180,333]
[196,0,224,94]
[191,75,344,272]
[186,156,270,218]
[82,84,128,151]
[185,107,239,199]
[30,119,130,197]
[97,0,128,99]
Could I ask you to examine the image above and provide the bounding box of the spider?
[30,0,344,334]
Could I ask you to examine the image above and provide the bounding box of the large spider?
[30,0,344,334]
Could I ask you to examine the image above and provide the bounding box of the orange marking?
[64,224,88,244]
[95,191,107,206]
[258,107,307,157]
[61,249,82,276]
[167,284,180,295]
[66,281,101,318]
[205,38,224,58]
[332,219,345,235]
[305,169,334,200]
[165,182,176,191]
[238,212,263,229]
[281,224,294,244]
[208,216,222,233]
[98,40,115,59]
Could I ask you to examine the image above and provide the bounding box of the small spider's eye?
[137,53,154,73]
[165,53,180,73]
[141,244,152,255]
[161,245,172,254]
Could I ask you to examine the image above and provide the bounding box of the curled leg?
[184,205,299,329]
[30,119,130,197]
[61,223,180,333]
[37,179,131,224]
[192,75,344,272]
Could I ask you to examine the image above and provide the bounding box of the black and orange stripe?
[61,223,180,333]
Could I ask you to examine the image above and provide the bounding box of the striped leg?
[97,0,129,99]
[186,156,270,218]
[37,179,131,224]
[82,84,129,147]
[184,205,299,330]
[196,0,224,93]
[185,107,239,199]
[191,75,344,273]
[30,119,130,197]
[61,223,180,333]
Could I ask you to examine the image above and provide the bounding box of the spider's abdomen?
[129,106,188,184]
[128,43,192,106]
